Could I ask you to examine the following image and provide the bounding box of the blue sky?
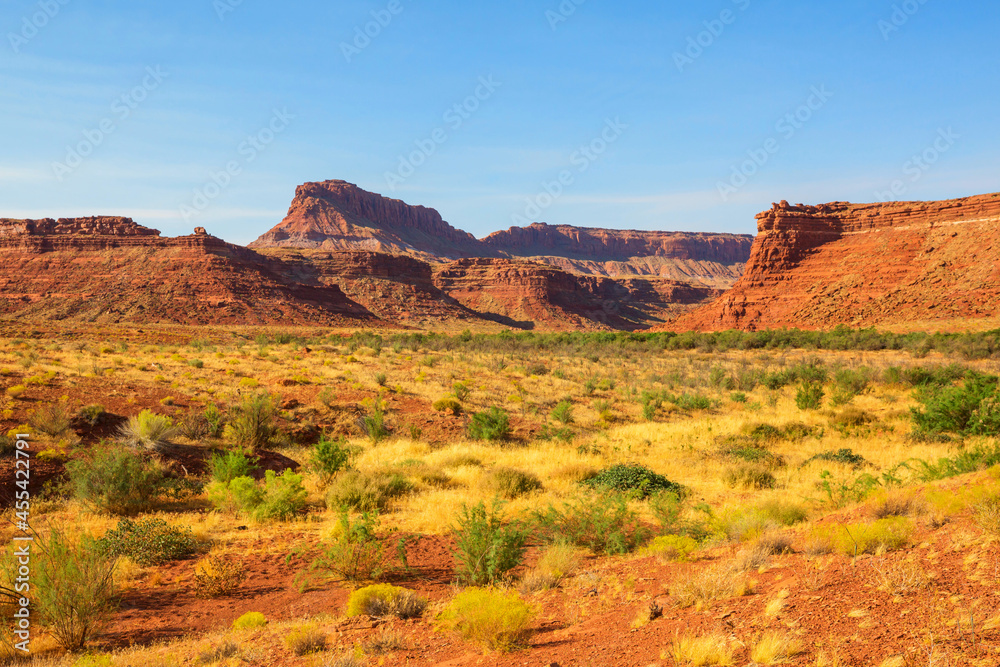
[1,0,997,244]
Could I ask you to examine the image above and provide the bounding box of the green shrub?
[1,528,117,651]
[438,588,535,653]
[649,491,709,540]
[815,470,882,507]
[468,407,512,442]
[118,409,176,452]
[346,584,426,619]
[795,381,825,410]
[912,443,1000,481]
[325,471,412,513]
[433,397,463,416]
[232,611,267,631]
[803,448,870,470]
[223,392,279,451]
[911,372,1000,436]
[481,467,543,499]
[204,403,225,437]
[208,450,258,483]
[300,511,394,583]
[253,469,307,521]
[452,501,528,586]
[580,463,683,499]
[206,475,264,515]
[723,464,777,490]
[532,494,649,555]
[550,401,573,425]
[453,381,471,401]
[363,403,390,443]
[311,435,350,485]
[99,518,196,566]
[66,445,174,516]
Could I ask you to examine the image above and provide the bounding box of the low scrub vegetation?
[438,588,535,653]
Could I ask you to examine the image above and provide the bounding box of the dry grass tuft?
[667,632,737,666]
[750,631,804,665]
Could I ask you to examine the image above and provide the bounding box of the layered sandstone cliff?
[675,194,1000,331]
[482,223,752,287]
[0,218,373,325]
[249,180,753,291]
[432,258,719,331]
[248,180,485,261]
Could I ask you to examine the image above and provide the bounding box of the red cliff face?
[483,222,752,263]
[0,220,374,326]
[248,180,485,261]
[675,194,1000,331]
[432,258,719,331]
[250,180,753,290]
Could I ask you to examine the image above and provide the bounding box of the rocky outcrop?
[675,194,1000,331]
[0,221,374,326]
[482,223,751,288]
[432,258,719,331]
[248,180,485,261]
[249,180,753,290]
[257,249,480,326]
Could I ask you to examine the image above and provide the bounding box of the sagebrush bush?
[481,466,543,499]
[438,588,535,653]
[193,555,246,598]
[533,493,649,555]
[325,470,412,512]
[467,407,512,442]
[29,401,72,436]
[118,409,176,452]
[284,624,327,656]
[452,501,528,586]
[580,463,683,499]
[723,464,777,490]
[646,534,700,562]
[99,518,196,566]
[224,392,279,451]
[346,584,427,619]
[208,450,258,483]
[67,445,175,516]
[1,528,118,651]
[432,397,463,416]
[232,611,267,630]
[810,517,913,557]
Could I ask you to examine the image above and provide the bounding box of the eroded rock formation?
[675,194,1000,331]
